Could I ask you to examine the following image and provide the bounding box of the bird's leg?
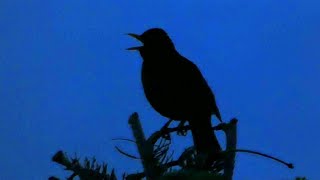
[176,120,188,136]
[159,119,174,140]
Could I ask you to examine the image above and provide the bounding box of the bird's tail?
[189,115,221,160]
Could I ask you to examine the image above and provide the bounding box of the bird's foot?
[176,120,188,136]
[159,119,174,140]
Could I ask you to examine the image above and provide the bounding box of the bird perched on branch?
[127,28,222,164]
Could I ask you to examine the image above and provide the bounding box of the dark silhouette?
[127,28,223,163]
[50,29,298,180]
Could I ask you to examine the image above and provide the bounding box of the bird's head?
[127,28,175,51]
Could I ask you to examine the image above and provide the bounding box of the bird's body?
[128,28,222,161]
[141,51,219,121]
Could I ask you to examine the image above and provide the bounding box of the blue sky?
[0,0,319,179]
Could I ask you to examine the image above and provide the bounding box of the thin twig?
[228,149,294,169]
[114,146,140,159]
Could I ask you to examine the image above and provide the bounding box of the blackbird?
[127,28,222,161]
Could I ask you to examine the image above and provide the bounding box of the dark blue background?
[1,0,319,179]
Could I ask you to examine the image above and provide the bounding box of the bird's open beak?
[127,33,143,50]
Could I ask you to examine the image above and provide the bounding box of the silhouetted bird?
[127,28,222,163]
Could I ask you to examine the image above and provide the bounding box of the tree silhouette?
[50,113,300,180]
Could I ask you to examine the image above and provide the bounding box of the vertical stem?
[223,119,238,180]
[128,113,158,179]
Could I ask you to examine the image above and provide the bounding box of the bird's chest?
[141,61,181,95]
[141,61,187,118]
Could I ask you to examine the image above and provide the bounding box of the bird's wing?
[175,56,222,121]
